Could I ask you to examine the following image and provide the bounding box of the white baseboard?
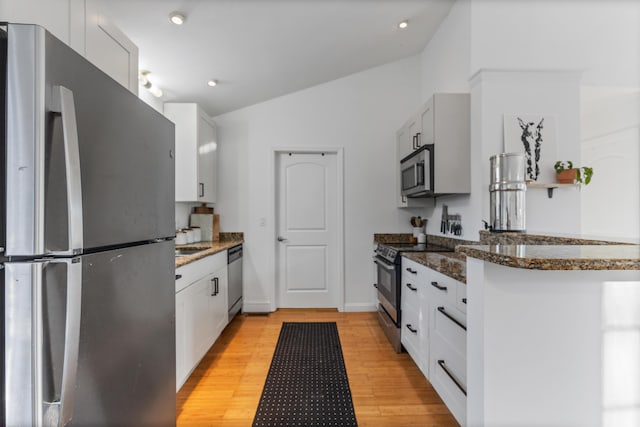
[242,301,376,313]
[343,302,377,312]
[242,301,274,313]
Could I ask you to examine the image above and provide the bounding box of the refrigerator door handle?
[41,258,83,427]
[51,86,84,255]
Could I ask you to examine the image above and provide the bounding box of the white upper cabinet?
[397,116,421,162]
[0,0,138,94]
[395,93,470,202]
[164,103,218,203]
[84,0,139,95]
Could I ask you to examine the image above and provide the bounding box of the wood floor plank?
[176,309,459,426]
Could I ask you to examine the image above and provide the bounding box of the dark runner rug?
[252,322,358,427]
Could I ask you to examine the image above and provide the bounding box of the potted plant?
[554,161,593,185]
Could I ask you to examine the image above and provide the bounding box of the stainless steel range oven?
[374,242,452,352]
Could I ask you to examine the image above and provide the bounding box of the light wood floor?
[176,309,459,427]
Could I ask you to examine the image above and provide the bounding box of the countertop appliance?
[400,145,434,198]
[228,244,243,319]
[1,24,176,426]
[374,242,452,353]
[488,153,526,232]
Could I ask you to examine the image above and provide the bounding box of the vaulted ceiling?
[103,0,454,116]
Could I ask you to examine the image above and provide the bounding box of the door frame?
[270,147,345,312]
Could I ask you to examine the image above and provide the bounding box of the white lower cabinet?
[429,294,467,426]
[175,251,229,391]
[400,256,467,425]
[400,258,429,378]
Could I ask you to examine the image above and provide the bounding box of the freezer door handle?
[51,86,84,255]
[5,259,83,426]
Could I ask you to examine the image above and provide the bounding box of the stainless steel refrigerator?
[1,24,176,426]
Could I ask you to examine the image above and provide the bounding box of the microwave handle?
[416,161,425,186]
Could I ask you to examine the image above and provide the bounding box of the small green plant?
[554,161,593,185]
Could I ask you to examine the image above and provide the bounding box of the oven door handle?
[373,258,396,272]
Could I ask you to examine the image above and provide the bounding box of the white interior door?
[276,152,338,308]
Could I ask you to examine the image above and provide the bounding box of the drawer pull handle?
[175,274,182,280]
[406,267,417,275]
[430,281,447,291]
[405,324,418,334]
[462,297,467,304]
[406,283,417,292]
[437,306,467,331]
[373,283,378,289]
[437,360,467,396]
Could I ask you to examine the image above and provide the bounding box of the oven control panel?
[375,244,398,262]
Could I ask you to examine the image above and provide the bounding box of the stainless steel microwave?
[400,145,434,197]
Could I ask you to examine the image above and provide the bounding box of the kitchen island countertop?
[457,244,640,270]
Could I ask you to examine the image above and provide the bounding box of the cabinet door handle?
[430,281,447,291]
[373,283,378,289]
[211,277,219,296]
[437,360,467,396]
[406,267,417,275]
[416,132,421,148]
[175,274,182,280]
[406,283,417,292]
[412,135,417,150]
[462,297,467,304]
[199,182,204,197]
[405,324,418,334]
[214,277,219,296]
[437,306,466,331]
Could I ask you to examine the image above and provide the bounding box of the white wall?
[581,87,640,242]
[416,0,476,239]
[413,0,640,241]
[471,70,583,235]
[420,0,471,101]
[214,56,422,312]
[470,0,640,87]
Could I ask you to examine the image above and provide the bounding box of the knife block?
[190,213,220,242]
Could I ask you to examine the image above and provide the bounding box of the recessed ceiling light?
[169,12,186,25]
[207,80,217,87]
[398,20,409,29]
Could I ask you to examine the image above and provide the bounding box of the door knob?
[277,236,288,242]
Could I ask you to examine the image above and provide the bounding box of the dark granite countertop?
[402,251,468,284]
[457,244,640,271]
[175,233,243,268]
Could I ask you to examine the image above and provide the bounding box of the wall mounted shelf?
[527,182,579,198]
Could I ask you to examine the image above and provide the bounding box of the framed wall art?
[503,114,557,183]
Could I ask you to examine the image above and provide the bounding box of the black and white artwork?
[503,115,557,183]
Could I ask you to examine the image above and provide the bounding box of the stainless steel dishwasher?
[228,244,243,318]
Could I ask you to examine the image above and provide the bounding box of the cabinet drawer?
[175,250,226,292]
[402,258,428,282]
[431,302,466,357]
[401,273,423,313]
[456,282,467,314]
[401,305,427,377]
[428,269,460,308]
[430,333,466,426]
